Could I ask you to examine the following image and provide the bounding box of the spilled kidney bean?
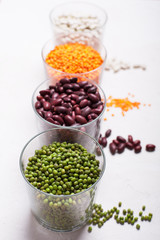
[133,140,141,147]
[105,129,112,138]
[118,143,126,153]
[126,142,134,150]
[101,137,107,147]
[117,136,126,143]
[109,142,117,155]
[146,144,156,152]
[35,78,104,127]
[134,145,142,153]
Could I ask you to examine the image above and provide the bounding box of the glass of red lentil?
[32,76,106,140]
[49,1,108,46]
[41,38,107,85]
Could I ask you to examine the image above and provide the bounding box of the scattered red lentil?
[106,96,141,116]
[45,42,103,74]
[104,117,107,121]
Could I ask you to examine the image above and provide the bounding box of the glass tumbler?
[41,38,107,85]
[32,77,106,139]
[49,1,108,46]
[20,128,106,232]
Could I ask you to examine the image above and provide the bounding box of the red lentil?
[46,42,103,74]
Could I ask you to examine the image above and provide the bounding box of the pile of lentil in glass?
[24,141,101,195]
[87,202,153,232]
[45,42,103,73]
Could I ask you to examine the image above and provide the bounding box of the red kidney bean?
[128,135,134,143]
[35,101,41,109]
[105,129,112,138]
[81,106,91,117]
[101,137,107,147]
[79,88,85,92]
[40,89,50,96]
[62,103,71,109]
[66,89,73,94]
[76,95,86,104]
[63,97,71,102]
[126,142,134,150]
[59,93,67,99]
[118,143,126,153]
[64,115,75,126]
[117,136,126,143]
[88,93,99,103]
[44,94,50,101]
[87,100,92,106]
[37,109,43,117]
[133,140,141,147]
[87,86,97,93]
[52,115,64,125]
[57,86,64,93]
[40,98,45,104]
[84,83,93,91]
[43,101,51,110]
[146,144,156,152]
[75,115,87,124]
[78,81,88,87]
[134,145,142,153]
[46,118,60,125]
[71,94,79,101]
[72,83,80,91]
[52,92,59,99]
[109,142,117,155]
[75,107,81,115]
[54,106,68,114]
[37,95,43,101]
[91,101,103,109]
[49,85,56,90]
[50,88,55,95]
[72,104,78,110]
[63,83,73,90]
[74,91,86,96]
[71,100,76,106]
[91,105,103,115]
[45,111,53,119]
[98,136,102,145]
[60,78,70,85]
[113,139,119,146]
[51,98,62,106]
[87,113,98,120]
[70,77,78,83]
[79,99,89,108]
[72,111,76,120]
[95,92,101,100]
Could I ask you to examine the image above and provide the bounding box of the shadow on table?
[25,212,86,240]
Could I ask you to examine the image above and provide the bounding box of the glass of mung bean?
[20,128,106,232]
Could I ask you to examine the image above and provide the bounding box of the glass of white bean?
[49,1,108,47]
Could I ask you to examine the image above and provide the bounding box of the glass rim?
[41,38,107,75]
[19,127,106,198]
[49,1,108,29]
[32,77,106,129]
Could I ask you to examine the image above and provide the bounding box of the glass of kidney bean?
[32,77,106,139]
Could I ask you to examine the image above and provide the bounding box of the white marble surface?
[0,0,160,239]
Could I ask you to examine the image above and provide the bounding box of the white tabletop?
[0,0,160,239]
